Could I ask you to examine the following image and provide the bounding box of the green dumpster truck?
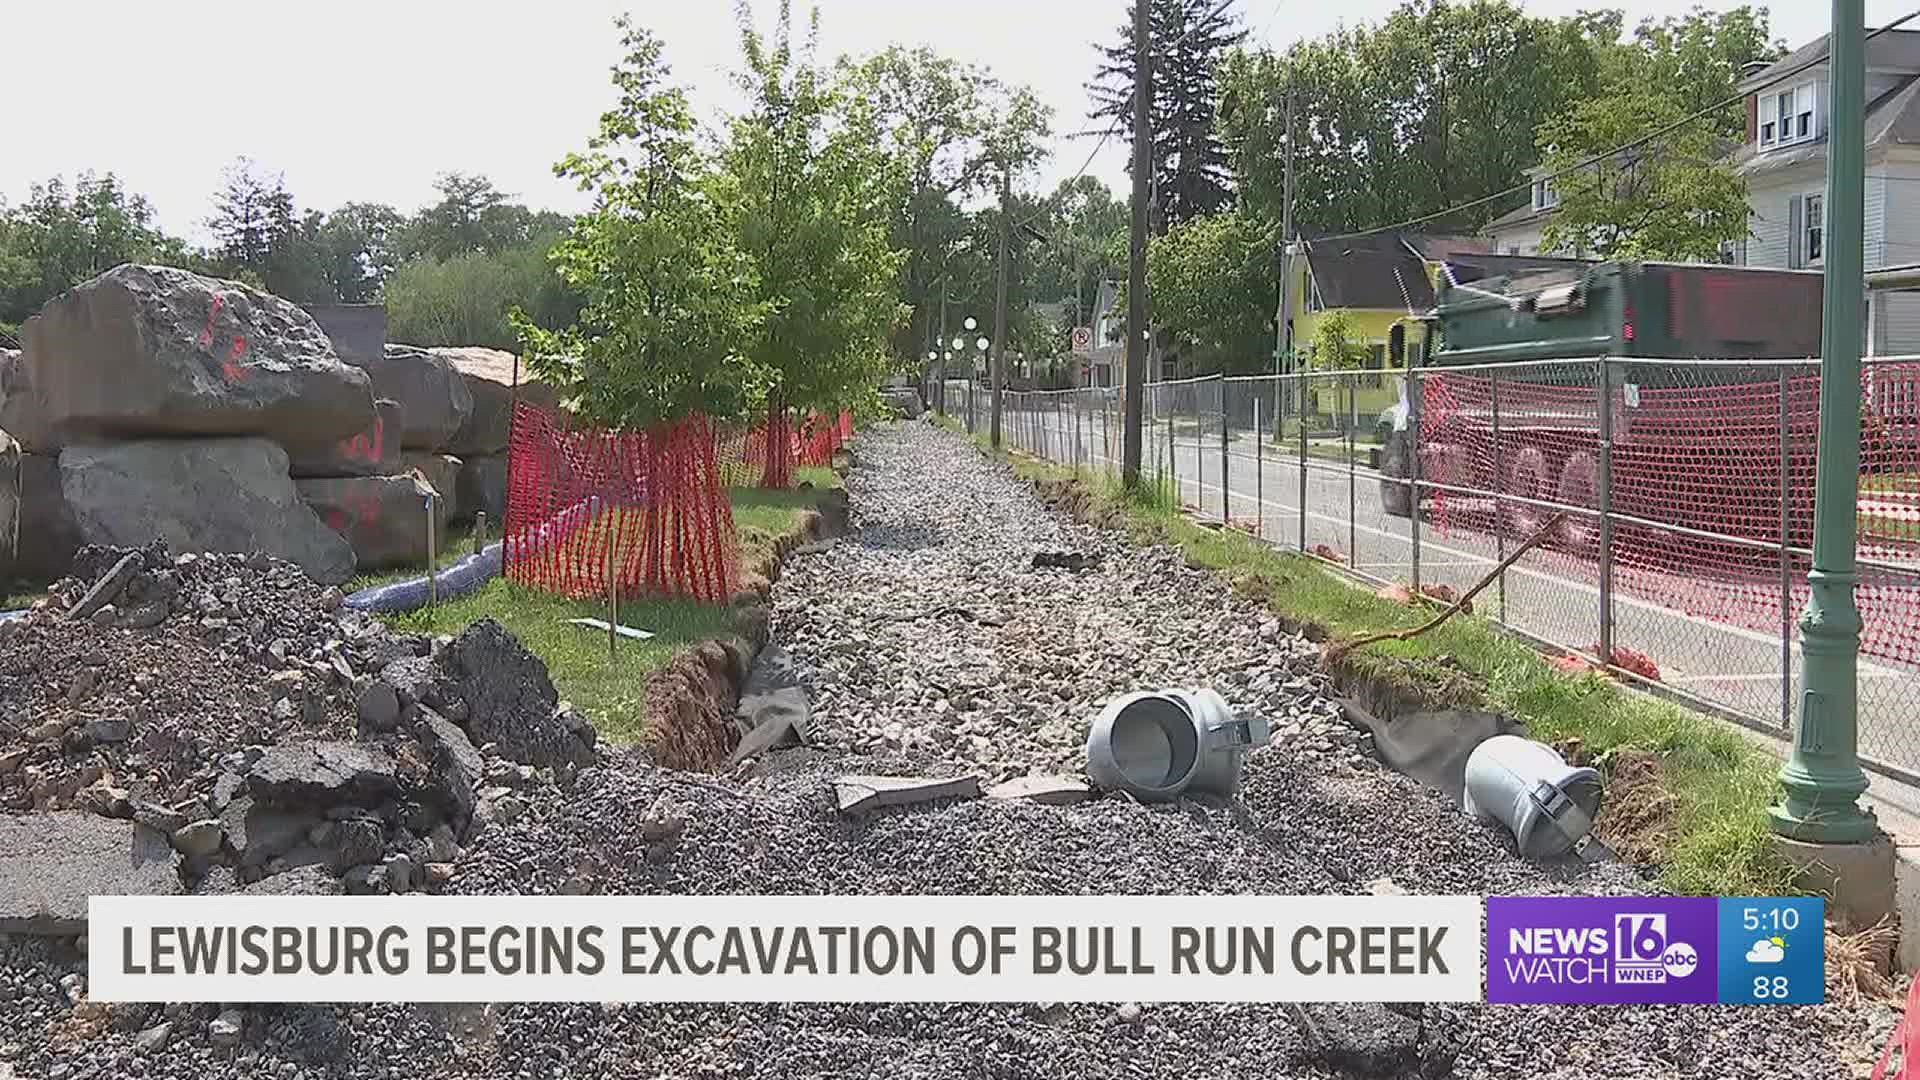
[1379,260,1826,552]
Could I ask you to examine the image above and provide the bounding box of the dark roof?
[1738,31,1920,94]
[1300,234,1432,311]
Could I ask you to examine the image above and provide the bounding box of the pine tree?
[1088,0,1245,232]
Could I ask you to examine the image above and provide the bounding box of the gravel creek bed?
[0,421,1894,1078]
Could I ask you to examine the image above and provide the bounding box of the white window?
[1805,193,1823,263]
[1532,178,1559,211]
[1765,81,1821,150]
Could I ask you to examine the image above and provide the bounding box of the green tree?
[314,202,407,303]
[512,17,758,429]
[1146,210,1277,375]
[1090,0,1246,230]
[1219,1,1608,234]
[0,173,193,323]
[205,158,334,302]
[1537,85,1750,261]
[980,82,1052,444]
[1604,6,1783,136]
[394,173,566,262]
[387,241,580,351]
[1309,308,1366,429]
[1030,175,1127,327]
[838,46,995,367]
[724,0,908,480]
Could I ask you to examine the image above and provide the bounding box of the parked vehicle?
[1379,261,1827,553]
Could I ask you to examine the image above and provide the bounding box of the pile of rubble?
[0,265,554,588]
[0,542,598,925]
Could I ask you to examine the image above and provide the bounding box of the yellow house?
[1280,231,1489,425]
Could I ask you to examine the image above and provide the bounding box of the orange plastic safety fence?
[504,403,737,604]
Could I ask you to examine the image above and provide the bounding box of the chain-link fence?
[947,358,1920,786]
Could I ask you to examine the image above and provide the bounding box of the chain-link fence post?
[1298,375,1308,552]
[1220,378,1230,524]
[1102,389,1111,473]
[1409,369,1423,594]
[1492,370,1506,625]
[1598,357,1616,667]
[1347,371,1357,560]
[1780,366,1794,730]
[1254,395,1264,538]
[1195,385,1206,511]
[1167,396,1177,503]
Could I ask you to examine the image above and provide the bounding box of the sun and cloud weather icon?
[1745,937,1787,964]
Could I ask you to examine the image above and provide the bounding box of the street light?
[964,317,979,332]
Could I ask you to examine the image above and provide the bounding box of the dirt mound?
[0,541,597,897]
[0,540,362,815]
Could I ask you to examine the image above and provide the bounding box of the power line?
[1312,9,1920,245]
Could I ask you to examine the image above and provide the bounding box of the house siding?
[1485,220,1547,256]
[1873,158,1920,354]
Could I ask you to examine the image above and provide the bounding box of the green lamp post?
[1771,0,1879,843]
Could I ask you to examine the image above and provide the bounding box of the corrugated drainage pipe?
[1087,689,1269,801]
[1462,735,1603,859]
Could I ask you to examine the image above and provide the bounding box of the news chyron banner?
[89,895,1483,1003]
[1488,896,1826,1005]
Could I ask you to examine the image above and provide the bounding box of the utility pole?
[1121,0,1151,487]
[991,169,1011,449]
[1772,0,1877,843]
[1274,72,1295,425]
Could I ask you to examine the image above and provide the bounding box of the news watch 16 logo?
[1488,896,1824,1005]
[1488,897,1720,1005]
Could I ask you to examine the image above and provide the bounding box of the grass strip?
[383,466,838,745]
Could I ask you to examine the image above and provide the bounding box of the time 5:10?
[1742,907,1802,933]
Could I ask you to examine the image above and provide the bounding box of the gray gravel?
[0,420,1889,1078]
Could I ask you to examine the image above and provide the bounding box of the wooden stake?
[426,497,438,606]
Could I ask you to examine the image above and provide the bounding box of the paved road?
[988,398,1920,782]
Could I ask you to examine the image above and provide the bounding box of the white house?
[1482,169,1575,257]
[1729,30,1920,354]
[1486,29,1920,354]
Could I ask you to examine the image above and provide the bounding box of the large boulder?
[0,812,180,934]
[297,474,450,570]
[0,450,82,584]
[287,397,403,478]
[455,454,507,524]
[19,264,374,448]
[0,347,53,452]
[356,345,473,451]
[59,437,357,584]
[432,347,560,456]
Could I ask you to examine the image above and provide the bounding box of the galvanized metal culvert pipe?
[1461,735,1603,859]
[1086,689,1269,801]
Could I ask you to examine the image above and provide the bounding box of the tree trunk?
[762,398,793,489]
